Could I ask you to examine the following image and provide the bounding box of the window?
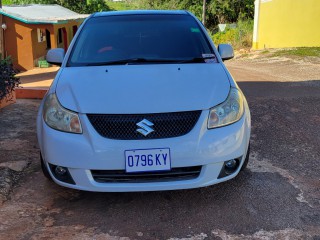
[68,14,215,66]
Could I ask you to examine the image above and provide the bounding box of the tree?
[135,0,254,28]
[207,0,254,24]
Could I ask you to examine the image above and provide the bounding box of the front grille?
[87,111,201,140]
[91,166,202,183]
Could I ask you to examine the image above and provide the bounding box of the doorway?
[46,29,51,49]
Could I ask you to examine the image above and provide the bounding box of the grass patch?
[271,47,320,57]
[240,53,249,58]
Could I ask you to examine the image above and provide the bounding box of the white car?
[37,10,251,192]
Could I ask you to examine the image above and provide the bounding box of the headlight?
[208,88,244,129]
[43,93,82,133]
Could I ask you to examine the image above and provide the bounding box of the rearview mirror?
[46,48,65,66]
[218,44,234,61]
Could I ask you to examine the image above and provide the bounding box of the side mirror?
[218,44,234,61]
[46,48,65,66]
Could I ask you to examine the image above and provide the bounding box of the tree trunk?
[202,0,206,26]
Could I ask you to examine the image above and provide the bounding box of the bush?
[135,0,254,28]
[0,57,20,102]
[2,0,13,4]
[213,20,254,49]
[107,0,136,11]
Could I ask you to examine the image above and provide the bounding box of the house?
[252,0,320,49]
[0,4,88,70]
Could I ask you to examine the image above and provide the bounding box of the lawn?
[271,47,320,57]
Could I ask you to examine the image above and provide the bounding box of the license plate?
[124,148,171,173]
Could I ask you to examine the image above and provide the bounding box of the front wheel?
[40,153,52,180]
[241,144,250,171]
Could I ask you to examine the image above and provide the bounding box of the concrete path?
[17,67,58,89]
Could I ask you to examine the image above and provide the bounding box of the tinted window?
[68,14,215,66]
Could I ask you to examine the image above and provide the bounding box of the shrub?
[0,57,20,102]
[213,20,254,49]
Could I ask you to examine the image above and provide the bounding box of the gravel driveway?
[0,57,319,240]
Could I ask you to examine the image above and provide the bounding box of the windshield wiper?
[180,55,217,63]
[84,56,217,66]
[86,58,182,66]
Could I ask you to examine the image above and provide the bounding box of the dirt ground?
[0,56,319,240]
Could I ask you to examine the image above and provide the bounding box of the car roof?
[93,10,189,18]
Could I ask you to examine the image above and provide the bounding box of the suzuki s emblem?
[136,119,154,136]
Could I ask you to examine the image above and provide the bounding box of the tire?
[241,144,250,171]
[40,153,52,180]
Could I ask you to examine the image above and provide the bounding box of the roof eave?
[0,11,87,25]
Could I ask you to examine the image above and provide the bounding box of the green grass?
[106,0,136,11]
[271,47,320,57]
[240,53,249,58]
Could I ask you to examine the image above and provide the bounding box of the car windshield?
[68,14,216,66]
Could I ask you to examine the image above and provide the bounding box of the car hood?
[56,63,230,114]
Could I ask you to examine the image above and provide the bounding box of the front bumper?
[37,108,251,192]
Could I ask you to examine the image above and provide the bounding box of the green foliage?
[2,0,13,4]
[0,56,20,102]
[213,28,236,45]
[135,0,254,27]
[213,20,253,49]
[106,0,137,11]
[10,0,110,14]
[207,0,254,25]
[136,0,204,21]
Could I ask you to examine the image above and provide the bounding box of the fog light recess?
[218,158,241,179]
[49,164,75,185]
[55,166,67,176]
